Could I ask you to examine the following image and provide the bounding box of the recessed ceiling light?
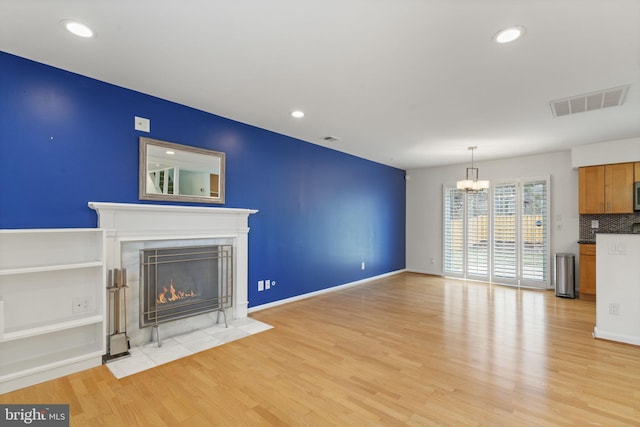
[63,20,94,38]
[165,151,175,155]
[494,26,526,44]
[291,110,305,118]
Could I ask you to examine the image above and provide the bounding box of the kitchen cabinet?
[579,243,596,300]
[578,163,634,214]
[579,166,605,214]
[606,163,634,213]
[635,162,640,181]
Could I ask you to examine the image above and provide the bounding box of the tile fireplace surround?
[89,202,258,348]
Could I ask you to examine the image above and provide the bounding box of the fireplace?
[140,245,232,328]
[88,202,257,347]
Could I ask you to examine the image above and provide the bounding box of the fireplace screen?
[140,245,232,328]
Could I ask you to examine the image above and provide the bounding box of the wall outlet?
[72,297,91,314]
[608,241,626,255]
[258,279,276,291]
[609,303,620,316]
[591,220,599,229]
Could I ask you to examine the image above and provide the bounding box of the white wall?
[406,150,579,284]
[571,137,640,167]
[594,233,640,345]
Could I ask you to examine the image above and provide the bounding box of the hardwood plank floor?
[3,272,640,426]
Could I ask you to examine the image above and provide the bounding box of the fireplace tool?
[104,268,130,362]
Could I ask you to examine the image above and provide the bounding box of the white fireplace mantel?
[89,202,258,321]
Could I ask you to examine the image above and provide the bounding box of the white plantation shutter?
[521,180,549,286]
[443,177,550,288]
[466,190,489,279]
[443,187,464,276]
[492,183,517,283]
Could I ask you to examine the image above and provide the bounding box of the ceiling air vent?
[550,85,629,118]
[322,136,340,142]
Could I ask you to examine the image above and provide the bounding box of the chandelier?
[456,146,490,192]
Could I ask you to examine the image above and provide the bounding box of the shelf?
[0,261,103,276]
[1,315,103,342]
[0,228,104,271]
[0,228,106,393]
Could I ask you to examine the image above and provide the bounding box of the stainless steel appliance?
[635,182,640,211]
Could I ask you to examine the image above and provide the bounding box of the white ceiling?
[1,0,639,170]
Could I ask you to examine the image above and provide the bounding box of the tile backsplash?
[579,213,640,241]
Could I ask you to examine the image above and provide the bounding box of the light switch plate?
[134,116,150,132]
[591,220,599,229]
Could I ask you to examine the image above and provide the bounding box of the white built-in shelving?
[0,229,106,394]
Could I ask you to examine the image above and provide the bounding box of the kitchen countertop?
[579,231,640,244]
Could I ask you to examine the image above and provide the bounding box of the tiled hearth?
[106,317,272,378]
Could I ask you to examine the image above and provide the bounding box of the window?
[521,180,549,285]
[443,187,464,276]
[492,183,517,283]
[466,190,489,279]
[443,177,550,288]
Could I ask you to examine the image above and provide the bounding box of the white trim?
[88,202,257,325]
[593,326,640,346]
[88,202,255,216]
[0,353,102,394]
[406,269,444,277]
[248,269,406,313]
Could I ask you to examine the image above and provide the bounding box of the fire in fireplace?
[140,245,232,329]
[157,280,197,304]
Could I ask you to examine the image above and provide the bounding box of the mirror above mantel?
[139,137,225,204]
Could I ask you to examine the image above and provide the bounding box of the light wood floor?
[3,272,640,426]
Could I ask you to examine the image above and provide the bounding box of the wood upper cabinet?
[606,163,634,213]
[635,162,640,181]
[578,163,634,214]
[579,165,605,213]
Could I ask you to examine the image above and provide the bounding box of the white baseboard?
[593,326,640,346]
[405,269,443,277]
[0,353,102,394]
[407,270,554,290]
[248,269,406,313]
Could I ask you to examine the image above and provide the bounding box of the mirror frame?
[139,137,225,204]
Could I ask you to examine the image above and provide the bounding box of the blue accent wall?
[0,51,406,307]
